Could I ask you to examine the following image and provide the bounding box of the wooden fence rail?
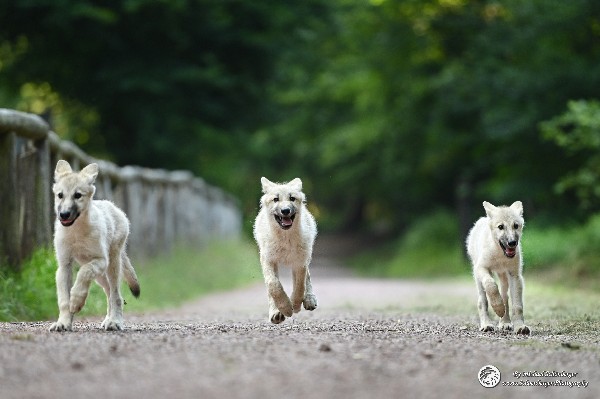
[0,108,241,269]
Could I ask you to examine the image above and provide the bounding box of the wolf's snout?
[507,240,518,248]
[281,208,291,216]
[57,208,80,226]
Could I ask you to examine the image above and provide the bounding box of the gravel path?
[1,236,598,399]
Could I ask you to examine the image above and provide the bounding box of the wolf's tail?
[121,253,140,298]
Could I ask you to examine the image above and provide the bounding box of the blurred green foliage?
[2,0,600,231]
[541,100,600,208]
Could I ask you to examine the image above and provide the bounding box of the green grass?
[351,210,469,278]
[0,247,58,321]
[0,238,261,322]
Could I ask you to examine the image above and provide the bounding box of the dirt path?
[1,235,598,399]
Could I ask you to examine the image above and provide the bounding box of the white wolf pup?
[49,160,140,332]
[253,177,318,324]
[466,201,530,335]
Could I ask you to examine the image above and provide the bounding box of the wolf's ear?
[288,178,302,191]
[482,201,496,217]
[261,177,274,193]
[510,201,523,216]
[80,163,99,184]
[54,160,72,181]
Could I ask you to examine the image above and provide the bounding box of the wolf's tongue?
[281,217,293,226]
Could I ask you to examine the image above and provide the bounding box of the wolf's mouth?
[59,213,80,227]
[499,241,516,258]
[274,214,295,230]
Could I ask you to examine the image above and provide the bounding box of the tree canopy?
[2,0,600,231]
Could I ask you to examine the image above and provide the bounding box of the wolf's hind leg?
[509,273,530,335]
[100,251,124,331]
[95,274,112,327]
[303,269,318,311]
[291,265,307,313]
[497,272,513,331]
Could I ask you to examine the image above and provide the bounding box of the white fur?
[466,201,530,335]
[253,177,318,324]
[49,160,140,332]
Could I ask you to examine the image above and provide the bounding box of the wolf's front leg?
[261,259,292,323]
[509,273,531,335]
[291,265,307,313]
[497,272,513,331]
[49,261,74,332]
[475,267,505,318]
[70,258,107,315]
[475,278,495,332]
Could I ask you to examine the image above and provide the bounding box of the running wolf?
[49,160,140,332]
[466,201,530,335]
[253,177,318,324]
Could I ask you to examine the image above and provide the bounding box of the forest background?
[2,0,600,285]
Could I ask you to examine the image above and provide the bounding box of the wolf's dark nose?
[508,240,518,248]
[59,211,71,220]
[281,208,291,216]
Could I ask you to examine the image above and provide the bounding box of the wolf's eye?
[57,193,63,199]
[289,196,296,201]
[513,223,519,229]
[74,192,82,199]
[273,196,279,202]
[498,224,504,230]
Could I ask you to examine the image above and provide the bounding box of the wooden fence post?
[0,132,20,268]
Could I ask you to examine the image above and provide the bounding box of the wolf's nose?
[508,240,518,248]
[281,208,291,216]
[59,211,71,220]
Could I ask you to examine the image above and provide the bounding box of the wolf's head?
[260,177,305,231]
[483,201,524,258]
[53,160,98,227]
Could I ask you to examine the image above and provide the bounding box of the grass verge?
[0,238,261,322]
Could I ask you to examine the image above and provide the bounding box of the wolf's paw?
[69,292,88,314]
[270,311,286,324]
[303,293,318,311]
[498,321,513,332]
[515,324,531,335]
[101,317,123,331]
[479,324,495,333]
[291,293,304,313]
[49,320,72,332]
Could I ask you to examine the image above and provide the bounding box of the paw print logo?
[478,365,501,388]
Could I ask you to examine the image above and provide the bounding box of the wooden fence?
[0,108,241,269]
